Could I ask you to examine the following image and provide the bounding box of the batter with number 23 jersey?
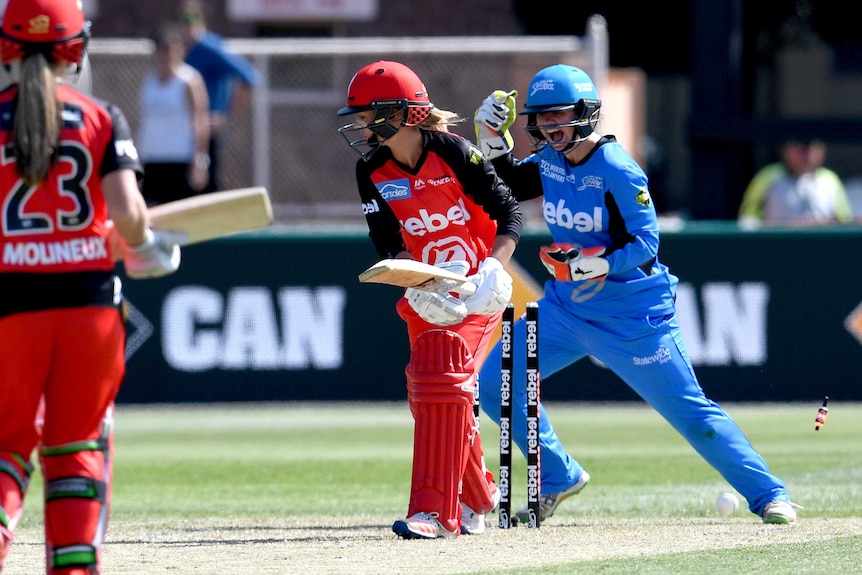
[0,1,181,572]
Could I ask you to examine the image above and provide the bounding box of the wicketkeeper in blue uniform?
[473,64,800,524]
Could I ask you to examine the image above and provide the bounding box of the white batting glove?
[474,89,518,160]
[539,244,609,281]
[426,260,471,293]
[406,287,468,326]
[122,229,182,279]
[462,257,512,315]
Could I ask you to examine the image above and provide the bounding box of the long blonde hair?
[420,105,463,132]
[14,53,62,185]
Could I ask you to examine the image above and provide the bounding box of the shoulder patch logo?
[469,146,484,165]
[636,188,652,208]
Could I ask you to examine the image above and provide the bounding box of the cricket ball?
[716,492,739,516]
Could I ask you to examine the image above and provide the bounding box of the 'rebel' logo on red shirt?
[400,197,472,237]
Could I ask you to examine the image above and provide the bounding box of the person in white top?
[138,22,210,205]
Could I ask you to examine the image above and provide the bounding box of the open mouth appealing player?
[337,60,523,539]
[472,64,801,525]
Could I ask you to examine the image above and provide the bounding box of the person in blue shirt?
[177,0,260,194]
[473,64,801,525]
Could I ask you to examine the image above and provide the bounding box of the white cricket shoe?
[460,503,486,535]
[516,470,590,523]
[762,500,803,524]
[392,512,458,540]
[460,484,501,535]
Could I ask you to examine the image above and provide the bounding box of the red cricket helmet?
[337,60,431,126]
[0,0,91,67]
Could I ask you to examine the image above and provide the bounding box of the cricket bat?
[146,186,273,245]
[358,258,477,295]
[110,187,273,261]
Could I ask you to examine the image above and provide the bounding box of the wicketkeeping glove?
[474,89,518,160]
[122,229,183,279]
[539,243,609,281]
[462,257,513,315]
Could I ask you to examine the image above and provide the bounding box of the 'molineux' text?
[3,237,108,266]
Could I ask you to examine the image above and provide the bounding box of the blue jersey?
[496,137,677,320]
[481,137,791,515]
[185,31,259,114]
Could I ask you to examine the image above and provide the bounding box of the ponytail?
[421,105,463,131]
[14,53,61,185]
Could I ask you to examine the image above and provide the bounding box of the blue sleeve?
[187,34,259,86]
[603,155,660,276]
[215,49,259,86]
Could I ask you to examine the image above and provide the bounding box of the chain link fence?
[84,16,607,222]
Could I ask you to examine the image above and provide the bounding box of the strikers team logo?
[530,79,555,97]
[577,175,603,191]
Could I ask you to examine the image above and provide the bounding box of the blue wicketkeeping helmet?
[520,64,601,152]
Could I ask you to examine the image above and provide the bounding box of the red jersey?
[356,130,521,274]
[0,83,143,318]
[0,83,142,274]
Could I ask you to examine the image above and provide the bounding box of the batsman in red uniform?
[0,1,182,572]
[337,60,523,539]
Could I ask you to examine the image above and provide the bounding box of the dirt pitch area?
[5,516,861,574]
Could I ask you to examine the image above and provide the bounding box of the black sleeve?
[356,156,406,259]
[99,101,144,180]
[491,154,544,202]
[436,133,523,244]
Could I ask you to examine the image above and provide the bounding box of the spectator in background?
[738,138,852,227]
[138,22,210,206]
[842,175,862,221]
[176,0,259,194]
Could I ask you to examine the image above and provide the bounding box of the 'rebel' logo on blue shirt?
[377,179,412,202]
[543,200,604,232]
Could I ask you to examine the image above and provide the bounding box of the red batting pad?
[460,430,498,514]
[405,330,476,534]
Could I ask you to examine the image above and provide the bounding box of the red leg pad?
[460,430,498,514]
[406,330,476,534]
[41,430,112,574]
[0,524,12,571]
[0,453,33,569]
[0,455,29,528]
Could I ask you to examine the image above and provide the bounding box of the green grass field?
[6,402,862,574]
